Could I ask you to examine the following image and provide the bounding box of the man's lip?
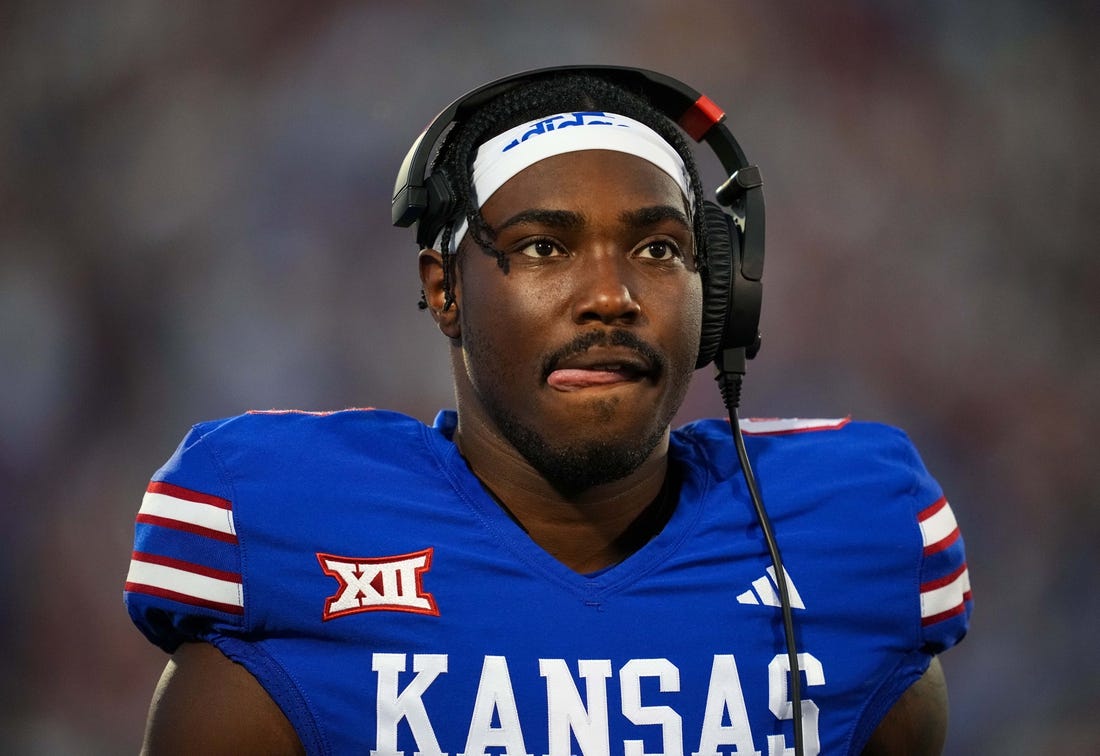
[546,367,646,391]
[545,348,655,391]
[547,347,654,376]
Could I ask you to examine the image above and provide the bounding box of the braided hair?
[428,72,708,310]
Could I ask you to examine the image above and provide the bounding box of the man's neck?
[453,412,674,574]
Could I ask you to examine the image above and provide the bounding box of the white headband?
[438,111,693,252]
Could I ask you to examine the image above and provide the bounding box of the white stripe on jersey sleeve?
[126,557,243,609]
[919,501,958,549]
[920,568,971,621]
[139,490,237,536]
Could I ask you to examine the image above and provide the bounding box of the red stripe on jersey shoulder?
[739,417,852,436]
[131,550,242,584]
[921,562,968,592]
[124,582,245,616]
[246,407,375,416]
[135,513,239,544]
[147,480,231,510]
[920,602,968,627]
[924,528,961,557]
[919,562,972,627]
[918,496,961,556]
[918,497,949,522]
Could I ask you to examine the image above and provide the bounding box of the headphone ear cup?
[417,172,458,249]
[696,201,735,369]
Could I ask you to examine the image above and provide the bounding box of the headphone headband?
[396,68,738,222]
[392,65,765,366]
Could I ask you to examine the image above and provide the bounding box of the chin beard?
[459,325,694,496]
[491,407,670,498]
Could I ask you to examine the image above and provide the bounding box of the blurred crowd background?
[1,2,1096,753]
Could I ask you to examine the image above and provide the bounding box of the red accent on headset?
[678,95,725,142]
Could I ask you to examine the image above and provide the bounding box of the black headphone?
[392,65,765,370]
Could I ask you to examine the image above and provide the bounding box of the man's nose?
[571,252,642,325]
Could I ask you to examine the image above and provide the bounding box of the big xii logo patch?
[317,548,439,619]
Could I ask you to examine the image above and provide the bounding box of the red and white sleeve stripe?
[135,481,238,543]
[918,497,971,626]
[125,551,244,615]
[125,481,244,615]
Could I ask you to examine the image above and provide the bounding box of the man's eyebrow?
[496,208,587,232]
[620,205,691,230]
[494,205,690,234]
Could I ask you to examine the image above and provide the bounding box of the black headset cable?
[715,346,805,756]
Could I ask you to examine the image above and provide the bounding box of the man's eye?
[636,240,681,260]
[518,239,564,258]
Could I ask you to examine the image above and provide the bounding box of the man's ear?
[418,248,461,339]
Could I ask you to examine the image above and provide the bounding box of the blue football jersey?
[125,408,970,755]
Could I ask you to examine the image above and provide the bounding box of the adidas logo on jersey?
[736,566,806,609]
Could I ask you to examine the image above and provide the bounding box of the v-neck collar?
[423,410,710,599]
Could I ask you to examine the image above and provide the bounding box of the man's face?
[451,149,703,495]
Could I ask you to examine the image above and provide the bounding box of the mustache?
[542,329,666,376]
